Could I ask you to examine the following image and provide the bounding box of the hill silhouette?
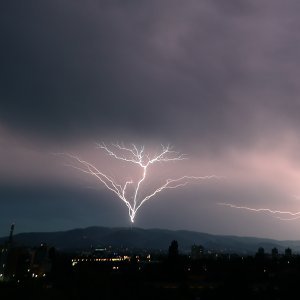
[1,226,299,254]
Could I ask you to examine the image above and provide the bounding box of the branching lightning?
[63,143,220,223]
[218,202,300,221]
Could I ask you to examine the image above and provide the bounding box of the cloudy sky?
[1,0,300,239]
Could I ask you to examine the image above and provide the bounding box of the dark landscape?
[1,225,300,299]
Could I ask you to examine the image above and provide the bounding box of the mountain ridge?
[0,226,299,254]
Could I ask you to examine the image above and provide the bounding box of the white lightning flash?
[218,202,300,221]
[63,143,220,223]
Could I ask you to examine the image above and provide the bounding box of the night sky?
[1,0,300,240]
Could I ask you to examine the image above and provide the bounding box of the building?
[191,244,204,260]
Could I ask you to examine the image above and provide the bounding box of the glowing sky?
[1,0,300,239]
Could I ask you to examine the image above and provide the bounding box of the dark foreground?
[1,252,300,300]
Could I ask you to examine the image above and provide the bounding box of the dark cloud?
[0,182,128,237]
[1,0,300,144]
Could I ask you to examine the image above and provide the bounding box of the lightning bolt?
[218,202,300,221]
[61,143,221,223]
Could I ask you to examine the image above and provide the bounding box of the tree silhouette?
[168,240,179,260]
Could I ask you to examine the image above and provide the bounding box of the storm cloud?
[1,0,300,239]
